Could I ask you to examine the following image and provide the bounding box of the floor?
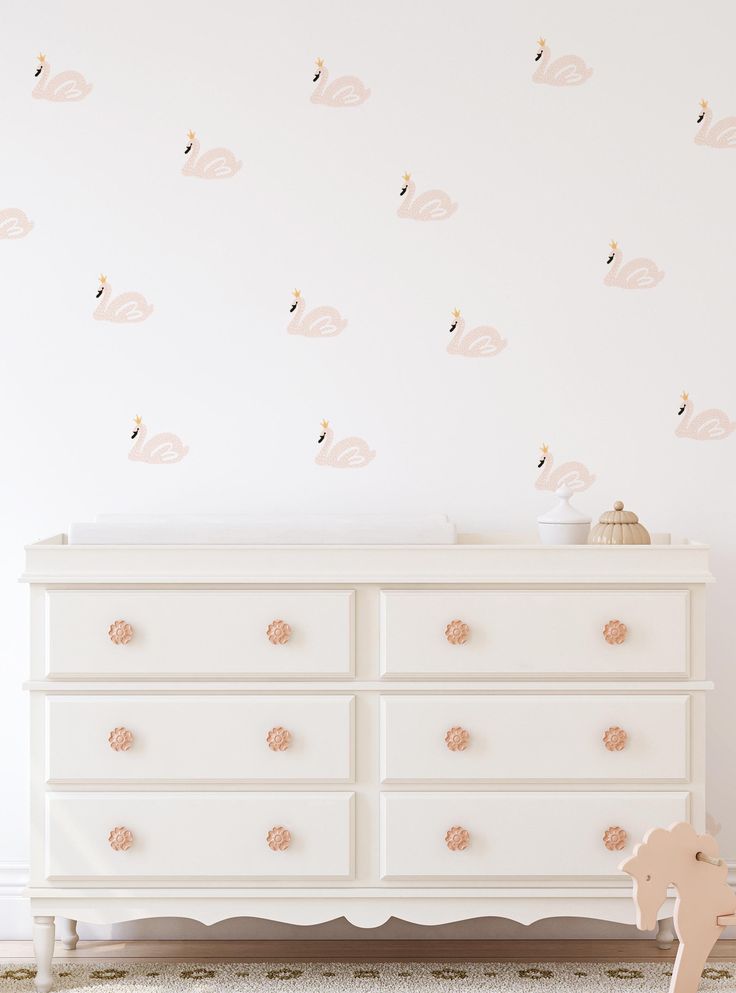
[2,939,736,963]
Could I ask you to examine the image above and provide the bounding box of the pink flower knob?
[445,826,470,851]
[603,726,628,752]
[445,620,470,645]
[108,619,133,645]
[266,726,292,751]
[108,727,134,752]
[108,826,133,851]
[603,826,628,852]
[266,620,292,645]
[267,826,291,851]
[603,620,627,645]
[445,726,470,751]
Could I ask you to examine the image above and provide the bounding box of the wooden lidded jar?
[588,501,651,545]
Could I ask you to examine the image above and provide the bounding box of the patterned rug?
[1,962,735,992]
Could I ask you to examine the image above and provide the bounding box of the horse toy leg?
[621,822,736,993]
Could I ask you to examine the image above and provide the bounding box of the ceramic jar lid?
[589,501,651,545]
[537,486,591,525]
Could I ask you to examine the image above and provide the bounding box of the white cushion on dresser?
[380,590,689,676]
[45,590,354,677]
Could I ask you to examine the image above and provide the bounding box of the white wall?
[2,0,735,939]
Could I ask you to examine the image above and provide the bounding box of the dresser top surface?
[21,534,712,585]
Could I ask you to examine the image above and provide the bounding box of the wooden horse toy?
[621,822,736,993]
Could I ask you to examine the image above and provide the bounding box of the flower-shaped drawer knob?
[445,826,470,851]
[266,620,292,645]
[108,826,134,852]
[266,726,292,751]
[445,726,470,751]
[108,620,133,645]
[108,727,134,752]
[445,620,470,645]
[267,826,291,851]
[603,726,628,752]
[603,826,628,852]
[603,619,627,645]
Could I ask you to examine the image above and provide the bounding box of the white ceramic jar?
[537,486,591,545]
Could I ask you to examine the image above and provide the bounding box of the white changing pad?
[68,514,457,545]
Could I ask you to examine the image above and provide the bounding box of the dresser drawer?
[380,590,688,676]
[381,694,688,782]
[380,791,688,879]
[45,590,354,677]
[47,695,353,783]
[45,792,353,880]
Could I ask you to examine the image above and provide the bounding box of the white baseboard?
[0,863,30,939]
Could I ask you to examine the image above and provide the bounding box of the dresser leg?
[58,918,79,951]
[32,916,55,993]
[657,916,676,950]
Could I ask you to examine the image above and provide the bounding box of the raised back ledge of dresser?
[20,534,712,586]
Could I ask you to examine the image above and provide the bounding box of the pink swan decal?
[128,416,189,464]
[532,38,593,86]
[288,289,347,337]
[447,308,507,358]
[0,208,33,239]
[604,240,664,289]
[315,420,375,469]
[32,53,92,101]
[310,58,370,107]
[397,173,457,221]
[535,443,595,492]
[93,275,153,323]
[676,392,735,441]
[695,99,736,148]
[182,130,242,180]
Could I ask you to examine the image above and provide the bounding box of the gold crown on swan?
[320,419,329,429]
[133,415,142,425]
[681,391,689,402]
[187,130,196,140]
[540,443,550,454]
[98,274,107,284]
[292,289,301,298]
[700,99,708,109]
[315,58,324,68]
[402,171,411,182]
[452,308,461,318]
[537,37,546,48]
[609,240,618,251]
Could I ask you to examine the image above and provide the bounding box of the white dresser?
[23,535,712,991]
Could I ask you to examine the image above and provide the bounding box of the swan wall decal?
[93,275,153,323]
[694,99,736,148]
[287,289,347,337]
[128,416,189,464]
[315,420,375,468]
[446,308,507,358]
[535,444,595,492]
[675,392,735,441]
[397,173,457,221]
[32,52,92,101]
[310,58,370,106]
[604,240,664,289]
[532,38,593,86]
[182,130,242,179]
